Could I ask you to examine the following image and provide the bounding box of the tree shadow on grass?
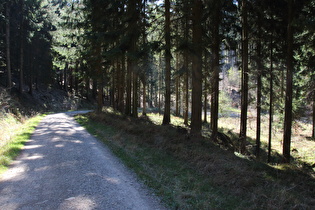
[80,110,315,209]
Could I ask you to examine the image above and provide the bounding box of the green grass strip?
[0,115,44,174]
[75,114,247,209]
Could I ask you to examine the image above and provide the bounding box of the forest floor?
[75,109,315,209]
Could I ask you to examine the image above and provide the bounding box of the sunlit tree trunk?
[204,89,207,123]
[313,97,315,138]
[268,36,273,162]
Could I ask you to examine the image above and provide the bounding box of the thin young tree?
[239,0,249,153]
[19,0,25,93]
[5,0,12,89]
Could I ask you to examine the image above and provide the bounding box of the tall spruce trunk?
[210,0,221,140]
[239,0,249,153]
[184,55,189,125]
[204,88,207,123]
[111,64,116,109]
[64,63,68,92]
[268,35,274,163]
[162,0,171,124]
[6,0,12,89]
[283,0,294,163]
[175,52,180,117]
[19,0,24,93]
[132,68,138,118]
[256,12,262,158]
[126,58,132,115]
[183,2,189,125]
[117,55,125,113]
[313,97,315,138]
[191,0,203,135]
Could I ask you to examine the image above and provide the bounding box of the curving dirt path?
[0,111,165,210]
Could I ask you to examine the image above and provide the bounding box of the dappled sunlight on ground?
[0,112,165,210]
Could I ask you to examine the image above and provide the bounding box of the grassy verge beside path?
[0,114,44,174]
[75,110,315,209]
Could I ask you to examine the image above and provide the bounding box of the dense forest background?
[0,0,314,164]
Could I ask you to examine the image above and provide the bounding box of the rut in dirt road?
[0,111,166,210]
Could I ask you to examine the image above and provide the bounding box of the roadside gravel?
[0,111,166,210]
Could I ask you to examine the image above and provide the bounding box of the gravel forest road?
[0,111,165,210]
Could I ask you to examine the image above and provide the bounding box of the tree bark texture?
[283,0,294,163]
[256,11,262,158]
[210,0,221,141]
[268,35,274,163]
[162,0,171,125]
[239,0,249,153]
[191,0,203,135]
[19,0,24,93]
[6,0,12,89]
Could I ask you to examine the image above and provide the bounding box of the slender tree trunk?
[142,78,147,116]
[64,64,69,92]
[239,0,249,153]
[183,3,189,125]
[175,52,180,117]
[283,0,294,163]
[111,66,116,109]
[204,89,207,123]
[28,49,33,95]
[256,12,262,158]
[117,55,125,113]
[184,51,189,125]
[158,55,162,114]
[210,0,221,140]
[74,63,79,95]
[86,77,90,100]
[92,80,97,101]
[163,0,171,125]
[126,58,132,115]
[191,0,203,135]
[5,0,12,89]
[19,0,24,93]
[132,69,138,118]
[313,97,315,138]
[97,78,103,112]
[268,38,274,162]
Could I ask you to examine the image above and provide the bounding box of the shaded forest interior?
[0,0,314,171]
